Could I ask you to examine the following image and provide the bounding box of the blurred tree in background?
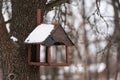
[0,0,120,80]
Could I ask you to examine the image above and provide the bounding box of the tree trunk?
[112,0,120,80]
[81,0,89,80]
[0,0,47,80]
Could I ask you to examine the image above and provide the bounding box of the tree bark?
[0,0,46,80]
[112,0,120,80]
[0,12,21,80]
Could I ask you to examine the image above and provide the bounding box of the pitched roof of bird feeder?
[24,23,74,46]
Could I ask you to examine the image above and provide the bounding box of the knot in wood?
[7,73,16,80]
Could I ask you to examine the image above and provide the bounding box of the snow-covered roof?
[24,24,54,43]
[24,23,74,46]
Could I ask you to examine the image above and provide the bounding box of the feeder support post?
[37,9,41,24]
[36,9,41,62]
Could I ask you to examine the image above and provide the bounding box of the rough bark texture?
[8,0,43,80]
[0,13,19,80]
[1,0,46,80]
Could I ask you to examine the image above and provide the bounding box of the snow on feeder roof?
[24,24,54,43]
[24,23,74,46]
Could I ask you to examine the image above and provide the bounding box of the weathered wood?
[42,24,74,46]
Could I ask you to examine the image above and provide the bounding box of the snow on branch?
[45,0,70,12]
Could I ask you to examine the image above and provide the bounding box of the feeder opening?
[31,44,37,62]
[51,46,67,64]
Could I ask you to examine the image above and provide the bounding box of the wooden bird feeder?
[24,9,74,66]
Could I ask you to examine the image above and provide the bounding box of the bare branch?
[45,0,69,12]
